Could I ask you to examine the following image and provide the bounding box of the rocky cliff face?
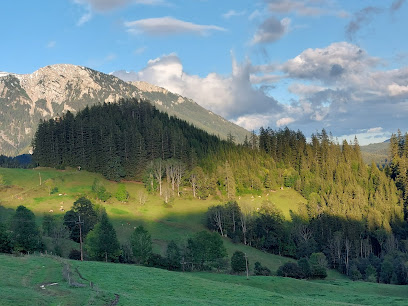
[0,64,250,156]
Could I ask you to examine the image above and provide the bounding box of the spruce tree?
[85,212,121,262]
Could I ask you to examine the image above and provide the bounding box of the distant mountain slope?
[360,142,390,165]
[0,64,250,156]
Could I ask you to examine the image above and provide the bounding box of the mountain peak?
[0,64,250,156]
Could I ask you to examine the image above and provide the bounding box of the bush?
[309,252,327,279]
[297,258,311,278]
[277,262,305,279]
[69,249,81,260]
[231,251,247,273]
[254,261,271,276]
[350,264,362,281]
[147,253,168,269]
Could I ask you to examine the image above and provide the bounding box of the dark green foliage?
[297,258,311,278]
[10,206,43,253]
[33,99,226,181]
[115,184,129,202]
[85,212,121,262]
[309,252,327,279]
[0,154,32,169]
[392,256,407,285]
[92,179,111,201]
[42,213,56,237]
[166,240,181,271]
[186,231,227,271]
[130,225,152,265]
[147,253,168,269]
[68,249,81,260]
[231,251,247,273]
[380,258,394,284]
[64,197,98,242]
[277,262,305,279]
[0,223,13,253]
[350,264,363,281]
[119,243,134,264]
[254,262,271,276]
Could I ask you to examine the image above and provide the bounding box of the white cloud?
[233,114,277,131]
[388,83,408,96]
[113,53,282,119]
[124,17,226,36]
[276,117,295,127]
[77,11,92,26]
[252,17,290,44]
[367,127,383,133]
[222,10,246,19]
[112,42,408,142]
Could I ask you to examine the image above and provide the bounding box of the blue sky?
[2,0,408,144]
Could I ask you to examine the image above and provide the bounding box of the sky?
[1,0,408,145]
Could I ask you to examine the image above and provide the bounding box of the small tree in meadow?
[231,251,247,274]
[130,225,152,265]
[115,183,129,202]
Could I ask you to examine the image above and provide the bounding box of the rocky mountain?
[0,64,250,156]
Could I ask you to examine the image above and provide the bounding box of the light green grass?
[1,254,407,306]
[0,167,346,275]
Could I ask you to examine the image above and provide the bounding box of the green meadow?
[1,167,407,305]
[1,254,407,306]
[0,167,305,272]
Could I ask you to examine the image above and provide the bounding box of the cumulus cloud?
[113,42,408,143]
[252,17,290,44]
[124,17,226,36]
[281,42,379,83]
[113,53,282,119]
[276,117,295,127]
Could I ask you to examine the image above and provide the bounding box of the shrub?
[309,252,328,279]
[277,262,305,279]
[297,258,311,278]
[254,261,271,276]
[69,249,81,260]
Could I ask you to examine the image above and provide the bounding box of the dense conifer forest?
[27,99,408,283]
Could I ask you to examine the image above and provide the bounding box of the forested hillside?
[32,99,228,181]
[30,99,408,282]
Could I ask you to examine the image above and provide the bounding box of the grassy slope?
[0,167,306,273]
[1,254,407,306]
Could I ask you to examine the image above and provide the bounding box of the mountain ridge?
[0,64,250,156]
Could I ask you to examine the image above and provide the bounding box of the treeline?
[388,131,408,220]
[206,201,408,284]
[32,99,229,181]
[0,201,253,274]
[0,154,32,169]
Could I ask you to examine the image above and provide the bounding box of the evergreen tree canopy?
[10,205,42,253]
[85,212,121,262]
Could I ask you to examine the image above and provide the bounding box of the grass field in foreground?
[1,254,407,306]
